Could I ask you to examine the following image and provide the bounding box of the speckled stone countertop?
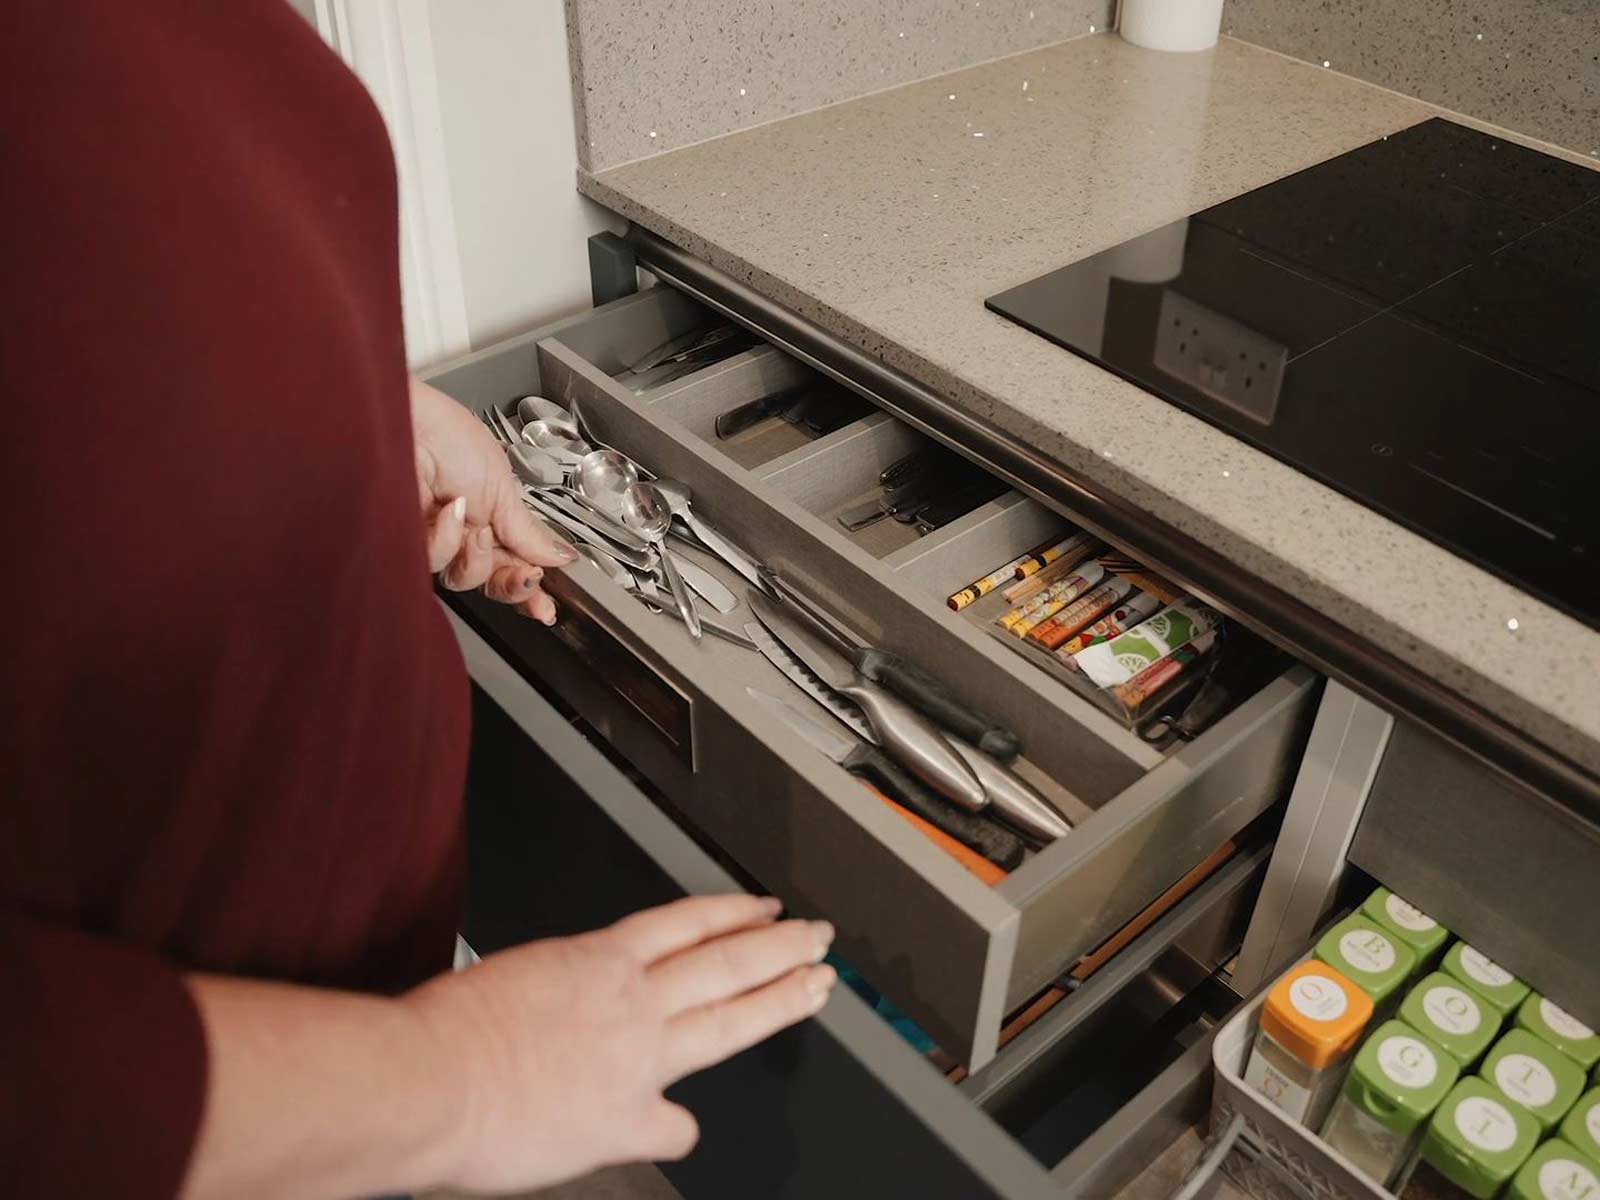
[578,33,1600,778]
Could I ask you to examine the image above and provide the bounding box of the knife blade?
[746,622,1069,843]
[744,688,1024,870]
[670,556,738,614]
[748,592,986,812]
[762,571,1023,762]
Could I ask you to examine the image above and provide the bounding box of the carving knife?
[761,570,1022,761]
[747,592,987,813]
[746,621,1070,843]
[745,688,1023,870]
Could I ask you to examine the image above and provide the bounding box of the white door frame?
[313,0,471,368]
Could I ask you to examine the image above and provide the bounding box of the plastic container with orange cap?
[1243,960,1376,1127]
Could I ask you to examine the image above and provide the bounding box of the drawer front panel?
[455,613,1060,1200]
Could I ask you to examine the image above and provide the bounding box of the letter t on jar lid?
[1262,961,1374,1070]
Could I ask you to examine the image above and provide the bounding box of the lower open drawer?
[458,615,1260,1199]
[426,281,1321,1069]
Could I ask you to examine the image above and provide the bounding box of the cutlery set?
[482,393,1075,872]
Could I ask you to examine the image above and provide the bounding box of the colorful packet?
[1072,599,1222,688]
[1026,578,1135,651]
[1110,632,1216,716]
[946,534,1064,612]
[1000,563,1106,637]
[1013,532,1096,580]
[1054,591,1162,661]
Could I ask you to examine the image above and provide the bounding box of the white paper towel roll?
[1119,0,1224,52]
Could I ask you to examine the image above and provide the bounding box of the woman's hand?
[407,896,838,1193]
[410,377,577,623]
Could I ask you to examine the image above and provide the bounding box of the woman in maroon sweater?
[0,4,836,1197]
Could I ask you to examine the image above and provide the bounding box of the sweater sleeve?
[3,913,207,1200]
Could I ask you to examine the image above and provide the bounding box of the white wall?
[425,0,621,350]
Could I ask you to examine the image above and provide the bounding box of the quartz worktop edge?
[576,34,1600,781]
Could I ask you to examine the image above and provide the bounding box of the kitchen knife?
[748,623,1068,843]
[745,689,1024,870]
[747,592,987,813]
[837,497,891,533]
[763,572,1023,762]
[670,557,738,614]
[713,385,810,439]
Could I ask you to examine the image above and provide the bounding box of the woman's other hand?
[406,896,838,1192]
[410,377,578,624]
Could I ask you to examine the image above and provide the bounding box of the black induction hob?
[987,118,1600,631]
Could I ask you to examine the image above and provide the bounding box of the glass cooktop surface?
[986,118,1600,630]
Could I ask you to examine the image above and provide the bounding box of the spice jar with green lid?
[1444,942,1531,1017]
[1422,1075,1541,1199]
[1316,914,1417,1011]
[1506,1139,1600,1200]
[1519,996,1600,1071]
[1561,1089,1600,1169]
[1483,1028,1587,1132]
[1401,972,1503,1068]
[1320,1021,1459,1188]
[1362,887,1450,972]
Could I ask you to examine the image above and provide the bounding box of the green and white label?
[1496,1053,1559,1110]
[1341,929,1398,975]
[1461,947,1515,989]
[1542,1000,1597,1043]
[1425,984,1484,1035]
[1587,1103,1600,1147]
[1456,1095,1519,1152]
[1291,973,1350,1022]
[1378,1034,1439,1090]
[1538,1157,1600,1200]
[1386,894,1438,933]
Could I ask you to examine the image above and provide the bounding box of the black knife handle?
[853,649,1022,762]
[843,745,1024,870]
[714,397,777,439]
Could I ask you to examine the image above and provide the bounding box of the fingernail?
[523,572,541,592]
[806,964,837,1001]
[450,496,466,522]
[476,525,495,550]
[552,538,580,564]
[542,611,557,627]
[760,896,784,916]
[810,921,835,961]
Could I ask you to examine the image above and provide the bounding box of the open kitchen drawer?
[425,279,1321,1070]
[456,606,1258,1199]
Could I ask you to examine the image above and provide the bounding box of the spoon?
[573,449,638,516]
[653,478,765,590]
[516,395,572,427]
[506,442,568,489]
[622,481,700,639]
[521,420,590,463]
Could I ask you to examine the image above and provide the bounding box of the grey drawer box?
[427,280,1319,1069]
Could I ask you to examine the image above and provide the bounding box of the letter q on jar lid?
[1261,961,1374,1070]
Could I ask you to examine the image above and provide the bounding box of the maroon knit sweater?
[1,4,471,1195]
